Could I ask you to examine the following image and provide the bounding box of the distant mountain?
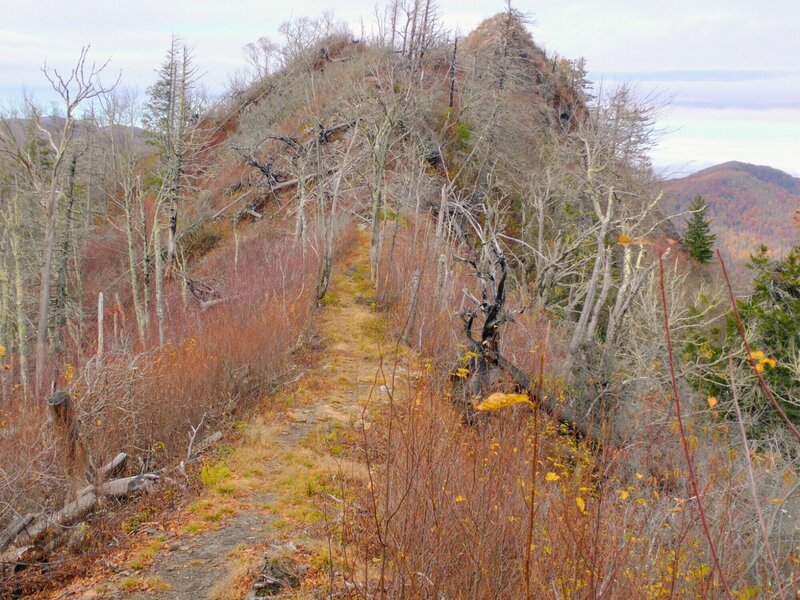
[661,161,800,264]
[1,115,144,144]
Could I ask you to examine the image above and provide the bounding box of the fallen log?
[495,353,611,444]
[15,490,97,546]
[211,176,305,221]
[8,473,158,548]
[96,452,128,481]
[100,473,159,497]
[0,544,36,579]
[191,431,222,458]
[200,297,230,312]
[216,119,357,222]
[0,514,33,551]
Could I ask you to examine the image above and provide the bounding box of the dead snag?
[455,249,611,445]
[48,390,87,476]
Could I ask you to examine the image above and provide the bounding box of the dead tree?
[449,196,617,444]
[459,249,509,400]
[48,390,87,476]
[457,247,613,443]
[0,47,118,395]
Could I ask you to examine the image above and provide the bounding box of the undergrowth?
[330,219,800,598]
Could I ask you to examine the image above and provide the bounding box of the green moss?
[121,509,152,534]
[181,521,204,535]
[200,460,232,488]
[120,577,140,592]
[456,121,471,143]
[202,506,236,522]
[360,316,385,341]
[319,291,338,307]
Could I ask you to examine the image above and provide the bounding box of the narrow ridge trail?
[50,233,412,599]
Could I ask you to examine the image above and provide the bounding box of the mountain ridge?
[662,160,800,263]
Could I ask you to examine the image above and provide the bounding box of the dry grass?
[340,358,800,597]
[328,217,800,598]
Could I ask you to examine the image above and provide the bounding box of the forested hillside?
[1,5,798,598]
[663,161,800,264]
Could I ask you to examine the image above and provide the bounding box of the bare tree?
[0,46,117,396]
[316,123,359,302]
[144,37,200,345]
[243,36,280,81]
[100,89,149,344]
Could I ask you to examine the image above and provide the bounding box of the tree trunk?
[368,124,390,284]
[9,195,29,399]
[53,154,78,359]
[153,203,166,346]
[96,292,104,360]
[402,270,421,344]
[125,183,146,344]
[316,127,357,302]
[449,37,458,108]
[568,189,614,358]
[48,390,86,476]
[35,181,60,397]
[140,196,151,335]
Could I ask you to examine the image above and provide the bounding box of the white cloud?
[653,107,800,176]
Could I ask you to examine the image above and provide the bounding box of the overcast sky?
[2,0,798,175]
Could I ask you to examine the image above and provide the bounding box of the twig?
[187,412,207,460]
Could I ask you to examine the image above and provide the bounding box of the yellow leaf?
[707,396,718,409]
[0,345,6,359]
[545,472,560,482]
[475,393,532,412]
[762,357,777,369]
[755,363,765,373]
[617,234,634,245]
[454,367,470,379]
[576,497,587,514]
[455,495,465,503]
[749,350,765,360]
[783,468,797,485]
[619,490,629,500]
[635,472,644,480]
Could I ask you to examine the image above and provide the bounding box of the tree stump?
[48,391,86,476]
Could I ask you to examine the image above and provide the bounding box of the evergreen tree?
[142,37,199,345]
[684,195,716,262]
[734,245,800,424]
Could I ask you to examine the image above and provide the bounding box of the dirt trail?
[50,233,406,600]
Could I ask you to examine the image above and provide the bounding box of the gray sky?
[2,0,798,175]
